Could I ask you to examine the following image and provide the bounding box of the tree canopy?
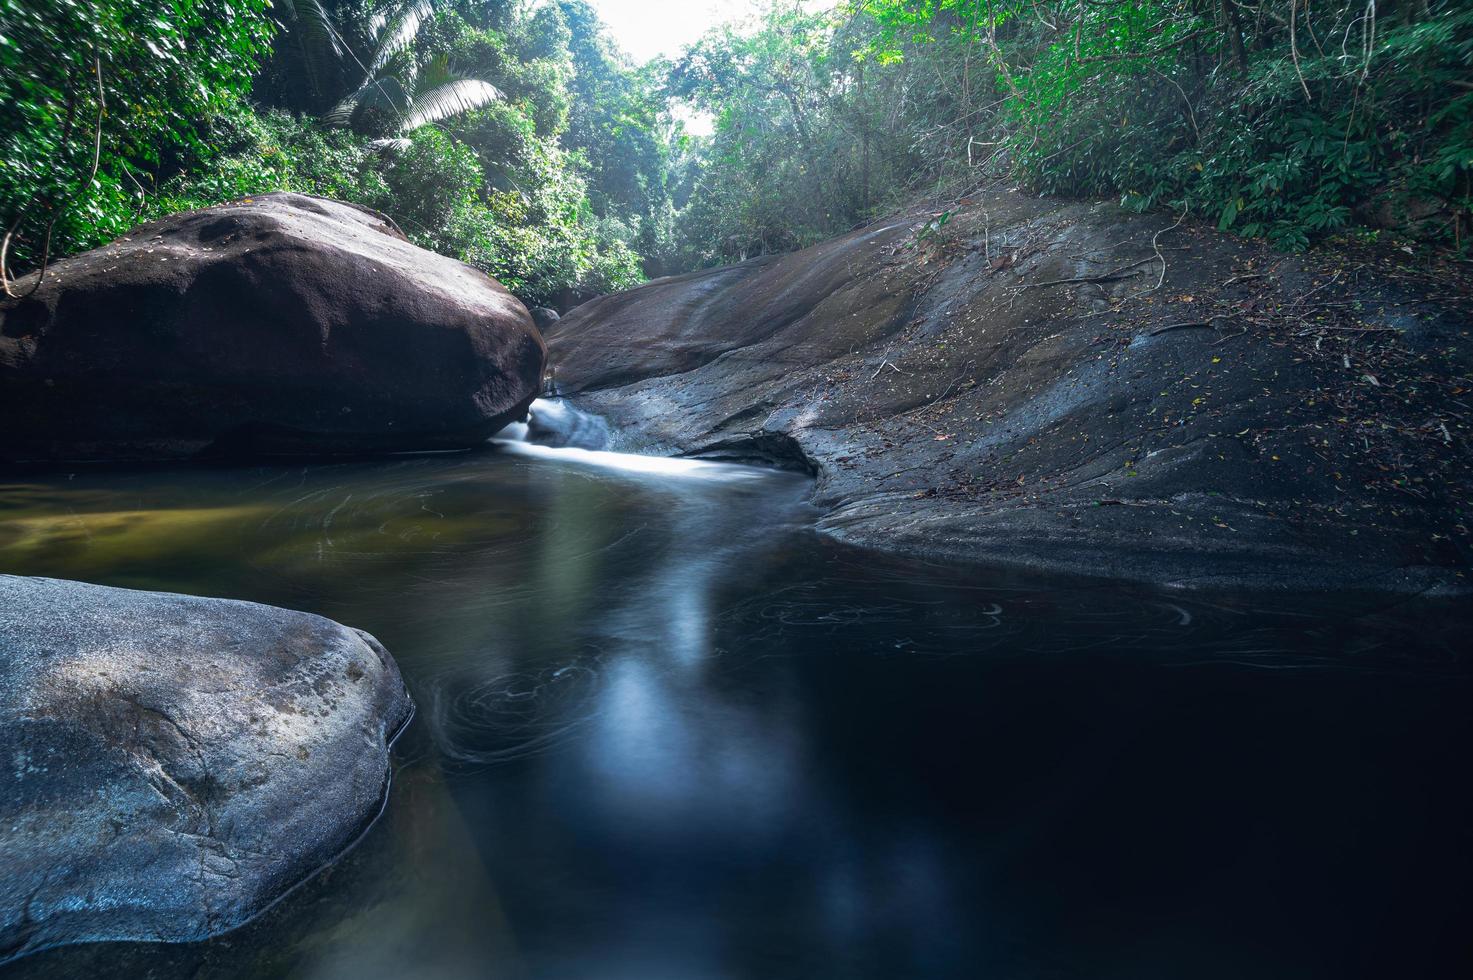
[2,0,1468,304]
[670,0,1471,264]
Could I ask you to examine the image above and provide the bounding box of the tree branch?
[2,54,107,300]
[1075,29,1210,65]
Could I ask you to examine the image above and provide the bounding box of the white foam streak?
[493,439,768,482]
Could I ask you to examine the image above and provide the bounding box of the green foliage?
[668,3,893,267]
[381,118,643,304]
[556,1,680,275]
[16,0,1457,311]
[3,0,657,307]
[0,0,276,273]
[668,0,1473,264]
[372,126,482,236]
[141,109,378,216]
[314,1,506,136]
[995,0,1473,252]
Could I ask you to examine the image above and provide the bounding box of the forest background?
[2,0,1468,309]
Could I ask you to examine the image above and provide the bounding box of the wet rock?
[0,575,413,962]
[548,189,1471,591]
[0,193,546,462]
[529,307,561,331]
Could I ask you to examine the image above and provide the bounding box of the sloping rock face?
[550,188,1471,591]
[0,575,413,962]
[0,193,546,462]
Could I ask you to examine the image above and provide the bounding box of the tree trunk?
[1219,0,1248,74]
[859,62,870,214]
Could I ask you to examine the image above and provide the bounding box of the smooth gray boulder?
[0,575,413,962]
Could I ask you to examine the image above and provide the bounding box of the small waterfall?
[525,399,613,450]
[493,399,778,483]
[494,399,610,450]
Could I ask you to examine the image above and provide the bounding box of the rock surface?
[548,187,1472,591]
[0,193,546,462]
[529,307,561,331]
[0,575,413,962]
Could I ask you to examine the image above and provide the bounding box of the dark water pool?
[1,414,1469,979]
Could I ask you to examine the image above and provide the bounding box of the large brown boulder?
[0,193,546,462]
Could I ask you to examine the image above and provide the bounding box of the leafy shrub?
[146,110,642,307]
[0,0,275,275]
[142,109,377,217]
[670,0,1473,263]
[1003,1,1473,251]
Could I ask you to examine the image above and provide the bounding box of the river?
[2,402,1469,979]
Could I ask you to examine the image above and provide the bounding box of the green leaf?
[1217,199,1238,231]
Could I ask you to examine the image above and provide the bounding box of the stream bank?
[548,187,1472,592]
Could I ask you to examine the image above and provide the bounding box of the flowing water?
[1,402,1469,979]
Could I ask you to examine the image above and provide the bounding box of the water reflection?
[0,417,1469,979]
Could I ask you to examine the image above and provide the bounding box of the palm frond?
[273,0,344,59]
[368,137,414,155]
[415,53,457,92]
[368,0,438,79]
[323,91,362,128]
[402,79,504,130]
[326,75,411,131]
